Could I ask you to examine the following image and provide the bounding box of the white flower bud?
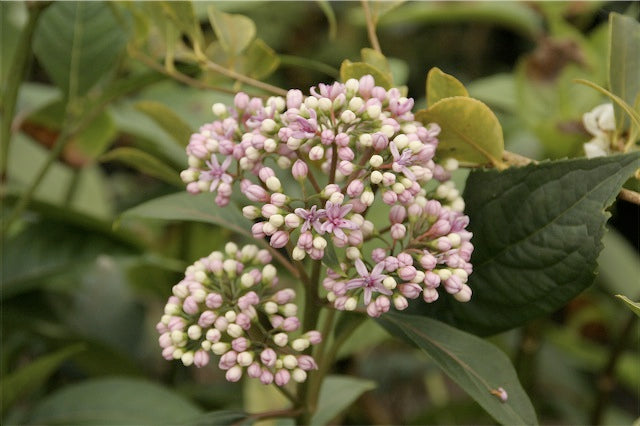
[212,103,227,116]
[341,109,357,123]
[274,332,288,347]
[237,351,254,366]
[448,233,462,247]
[453,268,468,281]
[393,134,409,150]
[453,284,472,302]
[451,198,465,212]
[261,118,277,133]
[291,338,309,351]
[383,276,397,290]
[413,270,426,284]
[292,368,307,383]
[201,340,212,351]
[180,169,197,183]
[283,303,298,317]
[212,342,230,355]
[349,96,364,112]
[266,176,282,192]
[243,206,261,219]
[392,182,405,194]
[360,190,374,206]
[292,246,306,260]
[318,97,332,112]
[282,354,298,369]
[264,301,279,314]
[206,328,221,342]
[436,269,452,281]
[326,291,336,302]
[305,96,319,109]
[188,156,201,168]
[370,170,383,184]
[366,104,381,119]
[264,138,278,152]
[381,124,395,138]
[278,156,292,169]
[164,303,180,315]
[344,297,358,311]
[227,323,244,338]
[181,351,194,366]
[187,325,202,340]
[194,270,207,283]
[359,133,372,147]
[313,236,327,250]
[269,214,284,228]
[171,330,185,344]
[262,264,277,282]
[345,78,359,92]
[346,247,361,260]
[225,310,237,323]
[369,155,383,168]
[409,140,423,153]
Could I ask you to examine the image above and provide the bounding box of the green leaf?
[187,410,250,426]
[26,378,203,425]
[361,48,392,76]
[323,240,343,274]
[467,73,516,112]
[416,97,505,167]
[316,0,337,40]
[418,153,640,335]
[134,100,194,147]
[1,2,27,85]
[597,229,640,295]
[100,147,182,186]
[32,2,127,98]
[378,313,537,425]
[208,6,256,56]
[426,67,469,107]
[242,38,280,80]
[310,375,377,425]
[340,60,392,89]
[1,344,84,416]
[120,192,253,240]
[609,13,640,132]
[615,295,640,317]
[159,1,204,49]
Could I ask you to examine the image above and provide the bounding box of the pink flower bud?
[235,313,251,330]
[261,204,278,218]
[270,193,287,207]
[420,253,437,270]
[390,223,406,240]
[206,293,223,309]
[309,145,324,161]
[321,129,335,145]
[424,200,441,218]
[389,205,406,224]
[347,180,364,197]
[182,296,199,315]
[309,248,324,260]
[385,256,399,272]
[372,248,387,263]
[286,89,303,109]
[273,289,296,304]
[251,222,266,239]
[162,346,176,360]
[382,191,397,205]
[275,369,291,386]
[338,146,355,161]
[270,315,284,328]
[350,199,367,213]
[260,348,277,367]
[158,333,172,348]
[247,362,262,378]
[234,92,249,109]
[198,311,216,327]
[372,86,387,101]
[436,237,452,252]
[424,271,441,288]
[245,185,269,202]
[168,317,185,331]
[194,350,210,368]
[397,253,413,267]
[297,232,313,249]
[270,231,289,248]
[375,295,391,313]
[219,351,238,369]
[292,160,308,180]
[399,283,422,299]
[408,203,422,218]
[398,265,417,281]
[359,75,375,96]
[323,184,340,197]
[348,230,364,246]
[306,330,322,344]
[334,296,347,310]
[423,287,439,303]
[283,317,300,332]
[431,220,452,237]
[366,302,380,317]
[232,337,249,352]
[260,368,274,385]
[335,132,350,147]
[444,274,463,294]
[454,284,472,302]
[225,365,243,382]
[297,355,318,371]
[398,190,413,204]
[459,242,474,261]
[393,295,409,310]
[372,132,389,151]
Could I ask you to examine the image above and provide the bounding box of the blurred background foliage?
[1,1,638,424]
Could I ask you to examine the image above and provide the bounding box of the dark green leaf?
[316,0,337,41]
[615,295,640,317]
[310,375,377,425]
[26,378,203,425]
[2,220,135,299]
[597,229,640,295]
[416,97,505,167]
[101,148,182,186]
[32,2,127,98]
[378,313,537,425]
[1,2,27,85]
[340,60,392,89]
[609,13,640,132]
[418,153,640,335]
[134,101,194,147]
[187,410,250,426]
[208,6,256,55]
[426,67,469,107]
[323,240,343,274]
[1,344,84,416]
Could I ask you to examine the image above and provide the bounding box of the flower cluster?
[180,75,474,317]
[156,243,321,385]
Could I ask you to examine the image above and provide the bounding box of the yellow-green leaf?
[616,295,640,317]
[135,100,194,147]
[609,13,640,132]
[159,1,204,49]
[361,47,392,76]
[426,67,469,107]
[339,60,392,89]
[100,147,182,186]
[207,6,256,56]
[416,96,505,167]
[243,38,280,80]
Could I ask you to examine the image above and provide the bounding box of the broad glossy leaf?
[120,192,253,240]
[616,295,640,317]
[609,13,640,132]
[135,101,194,147]
[100,147,182,186]
[378,313,537,425]
[416,97,504,167]
[340,60,392,89]
[26,378,203,425]
[417,153,640,335]
[32,2,127,98]
[426,67,469,107]
[208,6,256,55]
[310,375,377,425]
[1,344,84,416]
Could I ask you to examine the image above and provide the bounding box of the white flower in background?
[582,103,615,158]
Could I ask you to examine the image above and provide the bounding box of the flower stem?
[361,0,382,54]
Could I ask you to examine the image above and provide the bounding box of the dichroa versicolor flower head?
[180,75,474,317]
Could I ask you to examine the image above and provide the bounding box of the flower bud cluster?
[156,243,321,385]
[180,75,474,317]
